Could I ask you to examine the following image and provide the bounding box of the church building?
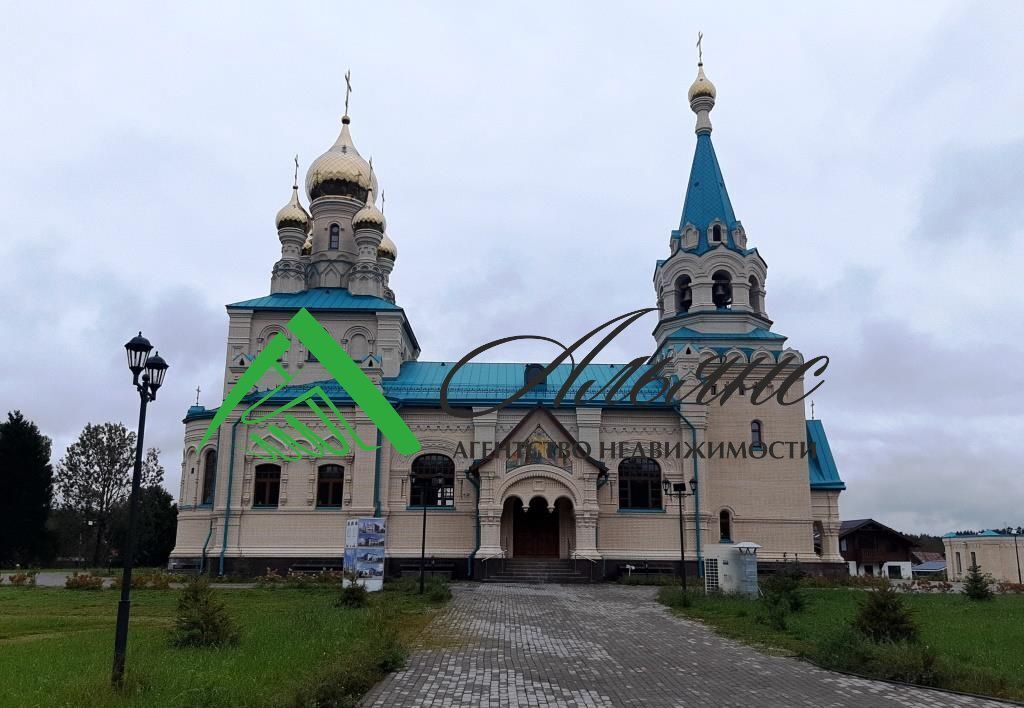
[170,61,846,580]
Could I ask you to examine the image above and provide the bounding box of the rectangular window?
[955,552,962,574]
[316,465,344,508]
[970,551,977,569]
[253,465,281,507]
[839,538,847,552]
[410,480,454,507]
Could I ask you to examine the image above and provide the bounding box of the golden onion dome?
[305,116,377,201]
[353,189,386,231]
[301,233,313,256]
[275,186,310,231]
[378,233,397,260]
[687,63,716,102]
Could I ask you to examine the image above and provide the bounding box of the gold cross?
[697,32,703,64]
[292,154,299,189]
[195,385,201,405]
[344,69,352,116]
[381,190,385,215]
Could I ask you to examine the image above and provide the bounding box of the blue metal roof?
[942,530,1005,539]
[227,288,400,312]
[806,419,845,490]
[912,561,947,572]
[680,133,737,236]
[239,362,675,409]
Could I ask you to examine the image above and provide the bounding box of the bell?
[712,282,728,298]
[679,290,692,311]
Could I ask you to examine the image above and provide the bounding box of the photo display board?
[344,517,386,592]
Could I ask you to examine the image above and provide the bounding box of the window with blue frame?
[750,420,764,450]
[200,449,217,505]
[317,464,344,508]
[719,510,732,542]
[329,223,340,249]
[618,457,662,509]
[410,454,455,507]
[253,464,281,507]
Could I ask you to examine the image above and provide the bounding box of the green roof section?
[807,419,845,490]
[227,288,401,312]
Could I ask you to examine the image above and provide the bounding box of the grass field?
[0,582,444,708]
[661,587,1024,701]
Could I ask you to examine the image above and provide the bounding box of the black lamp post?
[413,473,444,594]
[111,332,168,687]
[662,477,698,592]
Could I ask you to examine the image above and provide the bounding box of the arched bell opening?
[712,270,733,309]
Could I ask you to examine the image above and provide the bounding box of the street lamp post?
[111,332,168,688]
[413,473,444,594]
[662,477,698,592]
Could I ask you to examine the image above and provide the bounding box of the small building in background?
[943,531,1024,584]
[910,560,947,578]
[839,519,916,579]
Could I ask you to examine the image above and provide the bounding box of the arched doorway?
[501,496,575,558]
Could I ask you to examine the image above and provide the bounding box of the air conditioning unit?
[703,542,761,596]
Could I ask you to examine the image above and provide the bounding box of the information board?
[343,517,386,592]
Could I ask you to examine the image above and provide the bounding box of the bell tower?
[652,58,771,356]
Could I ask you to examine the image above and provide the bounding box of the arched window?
[712,270,733,309]
[253,464,281,507]
[618,457,662,509]
[410,454,455,507]
[719,510,732,542]
[200,449,217,506]
[525,363,547,390]
[750,420,764,450]
[712,224,722,242]
[316,464,344,508]
[329,223,340,250]
[748,276,761,313]
[813,521,824,556]
[676,275,692,314]
[347,333,369,361]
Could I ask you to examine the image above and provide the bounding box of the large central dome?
[305,116,378,201]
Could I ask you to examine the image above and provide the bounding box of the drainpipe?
[465,469,481,579]
[199,516,215,575]
[218,419,241,577]
[373,429,383,517]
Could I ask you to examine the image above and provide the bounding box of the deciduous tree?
[55,422,163,566]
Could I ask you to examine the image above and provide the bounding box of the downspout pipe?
[218,419,241,577]
[199,516,215,575]
[375,399,406,518]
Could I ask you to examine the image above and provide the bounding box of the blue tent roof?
[912,561,947,572]
[227,288,400,312]
[942,530,1005,539]
[680,132,737,236]
[807,419,845,490]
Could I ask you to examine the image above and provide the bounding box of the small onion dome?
[275,186,310,231]
[378,233,397,260]
[687,63,716,102]
[305,116,377,201]
[352,190,386,231]
[301,233,312,256]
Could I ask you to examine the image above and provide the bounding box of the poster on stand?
[344,518,386,592]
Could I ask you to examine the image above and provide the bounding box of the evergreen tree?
[170,576,240,648]
[852,584,919,643]
[109,485,178,567]
[0,411,55,565]
[963,563,994,601]
[55,423,163,566]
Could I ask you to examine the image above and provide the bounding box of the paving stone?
[362,584,1013,708]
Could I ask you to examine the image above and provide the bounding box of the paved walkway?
[363,583,1013,708]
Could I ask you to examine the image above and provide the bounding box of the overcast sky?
[2,2,1022,534]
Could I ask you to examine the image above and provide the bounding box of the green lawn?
[0,583,442,708]
[661,588,1024,701]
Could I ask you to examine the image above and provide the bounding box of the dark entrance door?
[513,497,559,557]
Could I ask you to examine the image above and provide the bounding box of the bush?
[338,581,369,609]
[111,570,175,590]
[170,576,240,648]
[256,567,283,588]
[815,628,941,686]
[852,584,918,643]
[657,586,699,609]
[996,582,1024,594]
[963,564,994,601]
[762,564,807,610]
[383,575,452,602]
[65,572,104,590]
[7,571,38,587]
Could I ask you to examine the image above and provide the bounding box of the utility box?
[703,542,761,596]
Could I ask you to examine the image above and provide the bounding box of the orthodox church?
[170,61,846,580]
